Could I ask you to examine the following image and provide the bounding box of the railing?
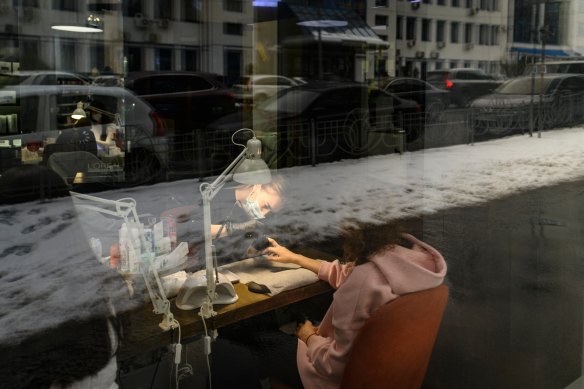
[162,94,584,181]
[165,111,415,178]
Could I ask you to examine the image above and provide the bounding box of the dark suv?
[426,68,503,107]
[124,71,237,133]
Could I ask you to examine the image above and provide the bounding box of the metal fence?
[165,110,420,179]
[163,97,584,181]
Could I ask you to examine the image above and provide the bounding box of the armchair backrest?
[341,284,449,389]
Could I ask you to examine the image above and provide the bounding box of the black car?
[124,71,237,133]
[208,81,423,168]
[124,71,239,176]
[383,77,450,123]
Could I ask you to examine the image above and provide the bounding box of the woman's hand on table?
[262,237,301,264]
[262,238,323,274]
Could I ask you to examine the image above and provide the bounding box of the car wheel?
[425,100,446,124]
[124,148,163,186]
[342,108,370,156]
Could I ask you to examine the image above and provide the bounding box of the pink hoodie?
[296,234,447,389]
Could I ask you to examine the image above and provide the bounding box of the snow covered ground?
[2,126,584,344]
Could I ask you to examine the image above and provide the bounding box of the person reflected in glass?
[55,116,98,155]
[88,100,117,154]
[161,174,286,267]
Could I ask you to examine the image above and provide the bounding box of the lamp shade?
[71,102,86,120]
[233,159,272,184]
[233,136,271,184]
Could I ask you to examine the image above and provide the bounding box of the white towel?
[221,257,319,296]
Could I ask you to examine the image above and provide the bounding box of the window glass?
[3,4,584,389]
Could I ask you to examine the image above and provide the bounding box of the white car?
[231,74,299,107]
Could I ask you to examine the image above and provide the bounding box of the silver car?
[0,85,168,187]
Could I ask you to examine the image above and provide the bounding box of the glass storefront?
[1,0,584,387]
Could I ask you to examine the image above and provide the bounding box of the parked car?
[470,73,584,136]
[92,74,123,87]
[524,60,584,76]
[0,85,168,187]
[383,77,450,123]
[231,74,300,108]
[426,68,503,107]
[0,70,89,86]
[124,71,237,133]
[209,81,423,168]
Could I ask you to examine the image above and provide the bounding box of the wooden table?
[118,248,337,361]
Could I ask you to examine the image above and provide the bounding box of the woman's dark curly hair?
[341,219,408,266]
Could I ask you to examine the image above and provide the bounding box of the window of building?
[122,0,142,17]
[126,46,142,72]
[490,25,499,45]
[479,24,488,45]
[154,0,173,19]
[375,15,388,26]
[224,50,242,86]
[181,0,199,22]
[58,41,75,70]
[52,0,76,11]
[183,49,198,71]
[224,0,243,12]
[465,0,473,8]
[224,22,243,36]
[423,0,432,4]
[155,48,172,71]
[16,0,39,7]
[406,17,416,40]
[396,16,403,39]
[375,0,389,6]
[465,23,473,43]
[451,22,459,43]
[545,2,562,45]
[422,19,431,42]
[436,20,445,42]
[452,0,460,7]
[438,0,446,5]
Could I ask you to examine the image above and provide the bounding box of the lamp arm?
[198,146,247,318]
[87,105,122,128]
[71,192,178,331]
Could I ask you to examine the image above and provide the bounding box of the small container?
[89,237,102,260]
[109,243,121,270]
[162,215,177,249]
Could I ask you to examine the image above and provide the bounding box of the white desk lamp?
[71,192,179,331]
[198,128,272,318]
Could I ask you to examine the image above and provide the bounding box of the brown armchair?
[340,284,449,389]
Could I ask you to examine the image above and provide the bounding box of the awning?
[284,3,389,49]
[510,46,576,58]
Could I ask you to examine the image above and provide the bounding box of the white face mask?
[242,198,264,219]
[241,189,265,219]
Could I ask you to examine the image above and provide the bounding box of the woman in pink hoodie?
[263,221,447,389]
